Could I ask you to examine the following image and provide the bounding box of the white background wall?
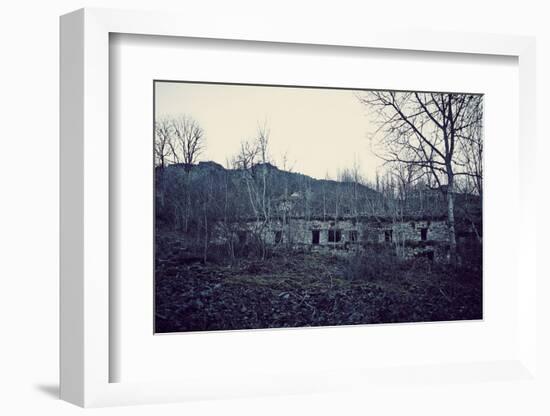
[0,1,548,415]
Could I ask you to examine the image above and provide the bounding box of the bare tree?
[256,123,271,226]
[322,171,330,221]
[200,174,214,263]
[171,115,205,171]
[231,123,273,259]
[165,115,206,232]
[154,118,176,210]
[340,157,365,220]
[154,118,176,169]
[358,91,483,264]
[232,138,261,217]
[279,151,295,247]
[455,98,484,198]
[454,98,484,243]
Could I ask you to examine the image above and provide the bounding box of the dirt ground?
[155,244,482,333]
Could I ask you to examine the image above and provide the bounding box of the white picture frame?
[60,7,539,408]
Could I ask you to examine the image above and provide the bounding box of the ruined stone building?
[157,162,481,262]
[230,214,478,262]
[214,191,481,263]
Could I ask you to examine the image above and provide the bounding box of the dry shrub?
[344,244,400,282]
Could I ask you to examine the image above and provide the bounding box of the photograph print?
[154,81,483,333]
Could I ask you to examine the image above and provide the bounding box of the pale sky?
[155,81,382,181]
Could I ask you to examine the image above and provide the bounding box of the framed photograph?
[60,8,539,408]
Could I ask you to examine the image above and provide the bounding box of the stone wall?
[210,215,483,263]
[248,218,449,247]
[211,217,459,262]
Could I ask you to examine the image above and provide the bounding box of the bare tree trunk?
[322,190,326,222]
[203,207,208,263]
[447,177,458,265]
[157,167,166,209]
[185,176,191,233]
